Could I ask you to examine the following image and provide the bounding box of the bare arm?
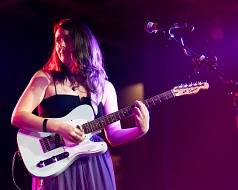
[11,70,84,144]
[11,70,51,131]
[103,81,150,146]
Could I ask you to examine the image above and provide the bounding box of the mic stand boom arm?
[163,28,238,123]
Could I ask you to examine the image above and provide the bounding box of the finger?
[139,101,149,115]
[134,101,148,117]
[75,126,85,135]
[73,132,85,141]
[136,101,147,111]
[133,108,144,120]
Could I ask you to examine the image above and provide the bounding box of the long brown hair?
[43,18,108,104]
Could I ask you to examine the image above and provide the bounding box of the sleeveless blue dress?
[35,95,116,190]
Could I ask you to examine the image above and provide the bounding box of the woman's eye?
[64,36,73,43]
[55,36,73,46]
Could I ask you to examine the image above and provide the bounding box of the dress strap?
[53,80,57,95]
[51,72,57,95]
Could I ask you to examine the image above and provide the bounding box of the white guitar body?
[17,82,209,179]
[17,105,108,179]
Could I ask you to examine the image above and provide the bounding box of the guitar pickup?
[36,152,69,168]
[39,133,66,153]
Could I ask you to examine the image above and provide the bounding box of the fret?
[99,117,107,126]
[82,123,90,133]
[167,92,173,99]
[161,93,168,102]
[121,107,130,118]
[165,92,169,98]
[102,115,109,126]
[144,99,153,108]
[151,97,156,106]
[106,116,111,124]
[88,122,95,133]
[153,95,161,104]
[150,98,156,106]
[121,109,126,118]
[115,111,121,121]
[108,113,114,123]
[92,120,99,131]
[144,100,149,108]
[92,120,102,132]
[94,120,102,128]
[84,121,96,133]
[109,113,117,123]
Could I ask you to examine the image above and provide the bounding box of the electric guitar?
[17,82,209,179]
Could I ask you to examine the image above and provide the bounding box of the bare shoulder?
[33,70,52,80]
[26,70,54,92]
[104,80,116,92]
[104,80,117,97]
[29,70,53,85]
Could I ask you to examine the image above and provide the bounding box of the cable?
[12,150,22,190]
[12,150,43,190]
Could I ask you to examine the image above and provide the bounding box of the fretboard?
[82,89,175,134]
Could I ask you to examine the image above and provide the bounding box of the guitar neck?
[82,89,174,134]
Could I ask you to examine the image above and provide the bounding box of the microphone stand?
[163,28,238,127]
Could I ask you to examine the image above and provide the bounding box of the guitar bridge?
[39,133,65,153]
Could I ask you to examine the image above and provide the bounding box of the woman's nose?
[60,40,66,48]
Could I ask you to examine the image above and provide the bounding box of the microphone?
[144,22,188,33]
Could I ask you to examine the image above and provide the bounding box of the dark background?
[1,0,238,190]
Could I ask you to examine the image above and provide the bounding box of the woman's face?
[55,27,74,65]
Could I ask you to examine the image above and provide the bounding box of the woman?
[11,18,150,190]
